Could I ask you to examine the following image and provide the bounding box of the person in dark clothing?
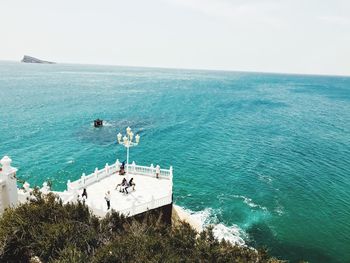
[123,181,129,194]
[82,188,88,199]
[115,178,127,191]
[129,178,136,191]
[119,161,126,175]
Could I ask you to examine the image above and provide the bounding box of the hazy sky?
[1,0,350,75]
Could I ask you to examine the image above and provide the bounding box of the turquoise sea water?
[1,61,350,262]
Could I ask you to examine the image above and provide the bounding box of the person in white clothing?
[105,191,111,210]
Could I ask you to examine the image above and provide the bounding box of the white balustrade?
[67,161,173,192]
[114,194,172,217]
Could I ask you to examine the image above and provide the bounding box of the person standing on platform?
[82,188,88,199]
[105,191,111,210]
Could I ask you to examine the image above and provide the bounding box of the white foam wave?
[102,121,113,127]
[275,206,284,216]
[186,207,213,226]
[213,223,246,246]
[180,207,246,246]
[233,195,268,211]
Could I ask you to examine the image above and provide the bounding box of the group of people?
[104,178,135,210]
[77,174,136,211]
[115,177,135,194]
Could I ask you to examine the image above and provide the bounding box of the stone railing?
[127,162,173,179]
[67,160,173,192]
[89,192,173,218]
[117,192,172,217]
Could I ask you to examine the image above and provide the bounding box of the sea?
[1,61,349,263]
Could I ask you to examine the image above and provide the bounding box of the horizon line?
[1,58,349,78]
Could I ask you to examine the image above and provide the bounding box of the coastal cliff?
[21,55,55,64]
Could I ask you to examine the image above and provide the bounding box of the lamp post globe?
[117,133,122,143]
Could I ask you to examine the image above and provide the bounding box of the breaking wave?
[180,207,246,246]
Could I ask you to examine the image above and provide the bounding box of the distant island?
[21,55,55,64]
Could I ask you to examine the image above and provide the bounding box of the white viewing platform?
[16,160,173,218]
[66,160,173,217]
[2,127,173,218]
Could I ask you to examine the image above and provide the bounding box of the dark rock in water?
[74,119,149,146]
[94,119,103,127]
[21,55,55,64]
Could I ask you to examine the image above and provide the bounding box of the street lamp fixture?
[117,127,140,179]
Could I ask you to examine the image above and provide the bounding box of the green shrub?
[0,190,282,263]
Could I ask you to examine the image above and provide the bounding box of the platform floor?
[80,173,172,215]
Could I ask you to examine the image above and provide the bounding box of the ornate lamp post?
[117,127,140,179]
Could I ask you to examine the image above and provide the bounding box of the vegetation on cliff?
[0,190,282,262]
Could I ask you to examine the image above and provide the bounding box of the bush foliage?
[0,190,282,263]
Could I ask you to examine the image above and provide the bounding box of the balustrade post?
[169,189,173,203]
[94,168,98,181]
[115,159,120,169]
[105,163,109,176]
[169,166,173,183]
[132,161,136,174]
[150,164,154,177]
[23,182,30,192]
[41,181,50,193]
[81,173,86,187]
[0,156,18,209]
[67,180,71,191]
[156,165,160,179]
